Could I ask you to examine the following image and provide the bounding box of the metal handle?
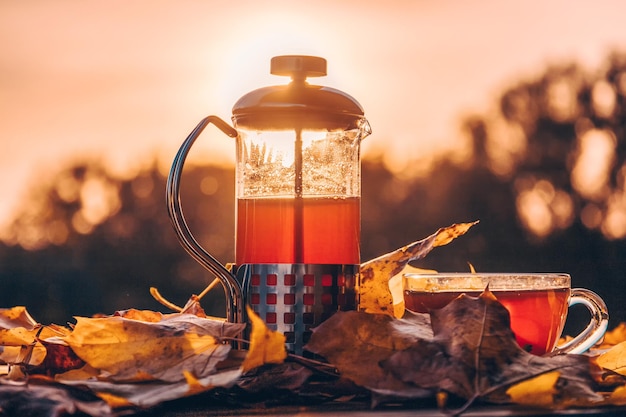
[166,115,243,324]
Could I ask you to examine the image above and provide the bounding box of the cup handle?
[552,288,609,355]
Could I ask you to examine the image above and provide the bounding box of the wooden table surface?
[132,394,626,417]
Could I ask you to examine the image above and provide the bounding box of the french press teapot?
[167,55,371,354]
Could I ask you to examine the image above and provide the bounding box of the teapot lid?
[232,55,366,130]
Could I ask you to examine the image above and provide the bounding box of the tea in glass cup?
[403,273,608,355]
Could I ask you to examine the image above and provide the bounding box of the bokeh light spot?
[581,203,603,230]
[517,188,552,238]
[602,194,626,239]
[79,176,121,226]
[592,79,617,119]
[571,129,615,201]
[545,78,579,123]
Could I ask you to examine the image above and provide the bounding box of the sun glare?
[215,12,324,112]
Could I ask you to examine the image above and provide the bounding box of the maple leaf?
[242,306,287,373]
[61,313,244,382]
[383,291,603,407]
[305,309,433,398]
[359,221,478,316]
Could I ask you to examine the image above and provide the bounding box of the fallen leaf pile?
[2,222,626,416]
[307,295,626,413]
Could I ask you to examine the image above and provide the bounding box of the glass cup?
[402,273,609,355]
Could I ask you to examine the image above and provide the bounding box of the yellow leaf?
[0,327,48,366]
[596,341,626,375]
[609,385,626,406]
[432,221,478,247]
[359,222,478,316]
[242,306,287,373]
[96,392,133,408]
[436,391,448,409]
[62,315,231,382]
[0,345,46,367]
[601,323,626,348]
[0,327,39,346]
[115,309,163,322]
[506,371,560,407]
[0,306,38,330]
[183,370,214,396]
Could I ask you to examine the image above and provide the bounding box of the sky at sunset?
[2,0,626,230]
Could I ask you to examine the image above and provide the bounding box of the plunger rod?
[294,127,304,263]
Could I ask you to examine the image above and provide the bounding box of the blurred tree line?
[1,51,626,332]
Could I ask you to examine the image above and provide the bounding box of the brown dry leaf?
[61,314,244,382]
[359,221,478,316]
[505,370,560,407]
[0,375,114,417]
[57,368,244,409]
[308,290,603,409]
[237,362,314,394]
[596,341,626,375]
[242,306,287,373]
[305,310,433,398]
[33,338,85,376]
[383,291,602,407]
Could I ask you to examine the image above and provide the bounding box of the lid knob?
[270,55,327,80]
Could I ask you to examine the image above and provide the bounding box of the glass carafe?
[167,55,371,354]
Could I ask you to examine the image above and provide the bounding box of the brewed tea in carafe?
[235,127,363,265]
